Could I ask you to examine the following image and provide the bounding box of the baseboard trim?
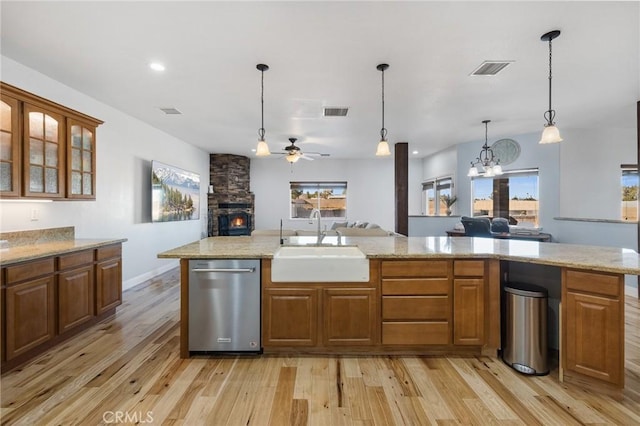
[123,260,180,291]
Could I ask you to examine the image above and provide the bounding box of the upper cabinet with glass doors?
[0,83,102,200]
[0,94,21,196]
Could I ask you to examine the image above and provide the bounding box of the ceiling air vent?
[470,61,513,76]
[159,107,182,115]
[323,107,349,117]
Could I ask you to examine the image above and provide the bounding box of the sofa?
[251,221,398,237]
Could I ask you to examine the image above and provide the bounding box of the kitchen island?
[159,235,640,394]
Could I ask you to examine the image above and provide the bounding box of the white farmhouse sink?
[271,245,370,282]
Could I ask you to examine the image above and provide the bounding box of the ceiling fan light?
[286,152,301,163]
[256,140,271,156]
[376,140,391,156]
[539,124,563,144]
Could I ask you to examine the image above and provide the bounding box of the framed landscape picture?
[151,160,200,222]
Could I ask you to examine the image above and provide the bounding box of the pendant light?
[375,63,391,156]
[467,120,503,177]
[539,30,562,144]
[255,63,271,156]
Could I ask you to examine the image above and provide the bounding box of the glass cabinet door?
[0,94,20,196]
[67,119,96,198]
[23,103,65,198]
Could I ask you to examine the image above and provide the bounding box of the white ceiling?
[1,1,638,159]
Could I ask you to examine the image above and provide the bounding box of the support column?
[395,142,408,235]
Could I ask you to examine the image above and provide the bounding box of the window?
[471,169,539,226]
[621,165,638,221]
[422,177,453,216]
[290,181,347,219]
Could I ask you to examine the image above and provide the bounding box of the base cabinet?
[96,245,123,314]
[453,261,485,346]
[381,260,452,346]
[323,288,377,346]
[563,269,623,387]
[263,288,318,346]
[5,275,56,360]
[262,259,379,350]
[58,265,95,333]
[1,243,122,371]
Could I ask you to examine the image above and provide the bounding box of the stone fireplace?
[208,154,255,237]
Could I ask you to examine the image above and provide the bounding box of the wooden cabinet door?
[323,288,377,346]
[453,278,484,345]
[5,275,55,360]
[263,288,318,346]
[0,94,21,196]
[67,119,96,199]
[565,291,622,385]
[22,103,65,198]
[96,258,122,314]
[58,265,95,333]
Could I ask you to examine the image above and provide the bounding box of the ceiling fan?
[278,138,330,163]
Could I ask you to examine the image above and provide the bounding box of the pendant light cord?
[259,68,265,140]
[380,67,387,140]
[548,38,553,115]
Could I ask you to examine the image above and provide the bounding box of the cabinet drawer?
[383,296,450,320]
[382,278,449,295]
[381,260,449,277]
[96,244,121,262]
[454,260,485,277]
[565,269,621,298]
[58,250,94,271]
[5,258,55,284]
[382,322,450,345]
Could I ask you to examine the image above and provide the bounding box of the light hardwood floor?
[2,268,639,425]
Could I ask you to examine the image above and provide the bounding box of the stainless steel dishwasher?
[188,259,261,353]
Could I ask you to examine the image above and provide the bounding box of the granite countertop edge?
[156,236,640,275]
[0,238,128,266]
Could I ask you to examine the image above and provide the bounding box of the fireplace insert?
[218,212,251,236]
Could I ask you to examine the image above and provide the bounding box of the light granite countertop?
[0,238,128,266]
[157,235,640,275]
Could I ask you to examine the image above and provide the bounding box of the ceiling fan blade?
[299,154,314,161]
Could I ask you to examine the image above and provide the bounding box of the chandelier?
[467,120,503,177]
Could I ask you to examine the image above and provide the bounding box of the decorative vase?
[446,208,452,216]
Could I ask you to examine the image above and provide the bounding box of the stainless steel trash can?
[502,282,549,375]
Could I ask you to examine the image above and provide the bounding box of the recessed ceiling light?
[412,150,419,155]
[149,62,166,72]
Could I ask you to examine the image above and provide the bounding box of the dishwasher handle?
[192,268,256,273]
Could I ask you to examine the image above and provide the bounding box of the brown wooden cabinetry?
[57,251,95,333]
[22,103,65,198]
[453,260,485,345]
[1,243,123,372]
[263,288,318,346]
[4,259,56,360]
[323,288,377,346]
[381,260,452,345]
[261,259,379,351]
[0,82,102,199]
[96,244,123,314]
[562,269,623,388]
[0,93,21,195]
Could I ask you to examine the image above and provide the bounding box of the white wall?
[559,127,636,220]
[0,57,210,290]
[251,158,396,232]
